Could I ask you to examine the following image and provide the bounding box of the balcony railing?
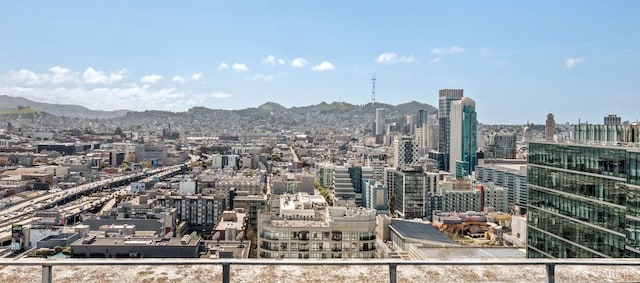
[1,259,639,283]
[259,244,279,251]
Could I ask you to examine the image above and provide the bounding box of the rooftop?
[390,219,457,246]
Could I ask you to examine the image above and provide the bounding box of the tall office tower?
[449,97,477,177]
[417,110,426,128]
[405,115,416,135]
[427,120,439,151]
[545,113,556,141]
[604,114,622,126]
[438,89,464,171]
[390,136,419,170]
[527,142,640,258]
[393,167,428,219]
[375,108,386,136]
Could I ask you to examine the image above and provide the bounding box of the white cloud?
[141,74,163,84]
[291,57,308,68]
[172,76,186,83]
[217,62,229,71]
[191,73,202,80]
[209,92,231,98]
[311,61,334,71]
[82,67,126,84]
[375,52,417,64]
[252,74,274,81]
[48,66,77,84]
[565,58,584,69]
[430,57,442,64]
[232,63,248,72]
[480,48,489,56]
[263,55,286,66]
[6,69,43,85]
[1,85,231,111]
[6,66,80,85]
[431,46,465,54]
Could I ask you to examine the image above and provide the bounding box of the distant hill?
[395,100,438,115]
[0,95,129,118]
[0,95,437,120]
[257,102,287,111]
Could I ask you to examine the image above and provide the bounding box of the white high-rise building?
[449,97,477,175]
[375,108,386,136]
[390,136,419,170]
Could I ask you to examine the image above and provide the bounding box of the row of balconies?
[260,241,376,253]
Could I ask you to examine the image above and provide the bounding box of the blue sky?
[1,1,639,124]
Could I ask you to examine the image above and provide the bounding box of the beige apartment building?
[257,193,377,259]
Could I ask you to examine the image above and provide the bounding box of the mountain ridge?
[0,95,437,119]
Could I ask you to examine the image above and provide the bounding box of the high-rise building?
[604,114,622,126]
[375,108,386,136]
[485,132,517,159]
[476,162,528,214]
[449,97,477,177]
[438,89,464,171]
[363,180,388,212]
[333,166,355,200]
[417,109,426,128]
[545,113,556,142]
[390,136,419,170]
[527,141,640,258]
[480,183,509,213]
[393,167,428,219]
[405,114,417,135]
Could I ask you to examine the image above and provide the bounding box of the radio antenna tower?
[371,72,376,105]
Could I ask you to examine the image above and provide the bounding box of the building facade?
[527,142,640,258]
[545,113,556,142]
[393,168,428,219]
[476,163,528,215]
[604,114,622,126]
[257,193,377,259]
[485,132,517,159]
[449,97,477,177]
[375,108,386,136]
[438,89,464,172]
[574,124,640,145]
[363,180,388,212]
[390,136,419,170]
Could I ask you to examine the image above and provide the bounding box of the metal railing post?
[222,263,230,283]
[389,264,397,283]
[42,264,52,283]
[546,263,555,283]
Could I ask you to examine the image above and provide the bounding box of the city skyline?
[1,1,639,124]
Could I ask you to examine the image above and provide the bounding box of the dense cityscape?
[0,89,638,281]
[2,1,640,282]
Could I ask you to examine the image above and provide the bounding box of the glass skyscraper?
[527,142,640,258]
[449,97,477,177]
[438,89,463,172]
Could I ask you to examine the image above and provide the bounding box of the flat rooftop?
[418,247,526,259]
[74,236,198,247]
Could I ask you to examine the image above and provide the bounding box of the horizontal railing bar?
[0,259,639,267]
